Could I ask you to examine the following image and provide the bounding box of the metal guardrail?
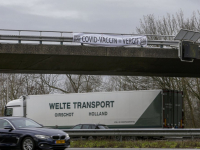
[0,29,179,47]
[0,29,176,37]
[62,128,200,139]
[0,34,179,47]
[0,34,73,42]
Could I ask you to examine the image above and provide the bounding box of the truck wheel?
[22,137,35,150]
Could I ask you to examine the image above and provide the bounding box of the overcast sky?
[0,0,199,34]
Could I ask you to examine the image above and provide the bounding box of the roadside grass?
[71,139,200,148]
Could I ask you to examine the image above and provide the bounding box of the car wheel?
[22,137,35,150]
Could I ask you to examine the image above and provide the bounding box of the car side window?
[91,125,96,129]
[0,119,11,128]
[73,125,82,129]
[88,125,95,129]
[82,125,90,129]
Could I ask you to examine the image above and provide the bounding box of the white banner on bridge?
[73,33,147,47]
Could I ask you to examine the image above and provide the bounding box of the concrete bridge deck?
[0,43,199,77]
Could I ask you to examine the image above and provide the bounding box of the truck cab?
[4,97,24,117]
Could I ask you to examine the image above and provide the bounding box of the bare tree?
[103,76,156,92]
[31,74,103,94]
[135,10,200,128]
[0,74,62,116]
[65,75,103,93]
[136,10,200,40]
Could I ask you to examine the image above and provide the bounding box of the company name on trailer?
[55,112,74,117]
[49,101,115,109]
[89,111,108,116]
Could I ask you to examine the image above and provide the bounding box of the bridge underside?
[0,44,200,77]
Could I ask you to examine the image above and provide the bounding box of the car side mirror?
[4,126,13,130]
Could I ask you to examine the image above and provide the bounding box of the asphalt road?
[3,148,194,150]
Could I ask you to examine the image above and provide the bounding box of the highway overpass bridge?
[0,29,200,77]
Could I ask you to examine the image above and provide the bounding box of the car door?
[90,125,96,129]
[0,119,19,147]
[0,119,8,146]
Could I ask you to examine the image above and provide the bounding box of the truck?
[4,89,184,129]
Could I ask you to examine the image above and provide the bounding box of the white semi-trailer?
[4,90,184,129]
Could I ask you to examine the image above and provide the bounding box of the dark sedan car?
[0,117,70,150]
[72,124,109,129]
[71,124,109,140]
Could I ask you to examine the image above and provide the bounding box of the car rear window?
[98,125,109,129]
[73,125,82,129]
[0,119,12,128]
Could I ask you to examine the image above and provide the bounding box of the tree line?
[1,74,200,128]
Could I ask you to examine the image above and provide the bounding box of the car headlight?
[35,135,50,139]
[66,134,69,138]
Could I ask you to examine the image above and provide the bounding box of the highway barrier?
[62,128,200,141]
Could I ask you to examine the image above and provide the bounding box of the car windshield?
[98,125,109,129]
[9,118,42,129]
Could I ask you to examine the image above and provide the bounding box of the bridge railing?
[0,29,178,47]
[0,29,176,37]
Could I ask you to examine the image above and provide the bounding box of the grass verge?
[71,139,200,148]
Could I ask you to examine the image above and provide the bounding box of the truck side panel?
[26,90,162,129]
[133,91,162,128]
